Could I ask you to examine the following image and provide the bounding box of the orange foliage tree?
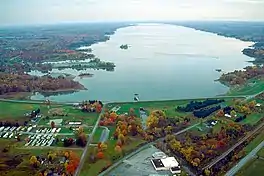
[97,151,104,159]
[66,151,80,175]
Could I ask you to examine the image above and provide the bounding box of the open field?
[0,101,99,126]
[227,78,264,96]
[236,158,264,176]
[257,148,264,158]
[244,130,264,154]
[240,113,263,125]
[92,127,104,144]
[108,98,237,117]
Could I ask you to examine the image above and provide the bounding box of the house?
[69,121,82,125]
[256,103,261,107]
[151,157,180,172]
[225,114,231,118]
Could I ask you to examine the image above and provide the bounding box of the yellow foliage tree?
[100,142,108,151]
[146,114,159,128]
[248,100,256,109]
[29,155,38,166]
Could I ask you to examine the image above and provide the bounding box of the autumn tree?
[66,151,80,175]
[248,100,256,109]
[76,132,87,147]
[165,126,173,134]
[129,108,135,117]
[97,151,104,159]
[48,152,56,162]
[230,110,237,118]
[216,109,225,117]
[77,126,84,135]
[204,169,211,176]
[64,151,70,159]
[29,155,40,168]
[241,105,251,115]
[51,121,55,128]
[118,134,125,145]
[100,143,108,151]
[114,145,122,153]
[109,111,117,118]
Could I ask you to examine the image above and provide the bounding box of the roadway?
[74,104,105,176]
[225,140,264,176]
[203,121,264,170]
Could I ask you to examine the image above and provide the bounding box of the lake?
[31,23,254,103]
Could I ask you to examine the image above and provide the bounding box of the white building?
[256,103,261,107]
[225,114,231,118]
[152,152,167,159]
[151,157,180,174]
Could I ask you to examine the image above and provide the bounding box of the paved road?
[74,105,105,176]
[18,146,84,150]
[203,122,264,170]
[98,123,200,176]
[225,140,264,176]
[20,131,74,136]
[99,126,110,143]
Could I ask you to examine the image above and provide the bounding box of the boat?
[120,44,129,49]
[78,73,94,78]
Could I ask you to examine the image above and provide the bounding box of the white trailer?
[47,138,54,146]
[4,127,10,131]
[9,133,14,138]
[16,126,22,131]
[27,127,33,132]
[0,127,5,132]
[51,128,57,133]
[11,127,17,132]
[3,133,9,138]
[56,128,61,133]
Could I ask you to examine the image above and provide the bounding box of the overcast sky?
[1,0,264,26]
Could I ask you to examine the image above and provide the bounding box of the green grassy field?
[0,101,100,126]
[227,78,264,96]
[0,101,53,120]
[240,113,263,125]
[92,127,104,143]
[107,99,195,117]
[236,158,264,176]
[257,148,264,158]
[244,130,264,154]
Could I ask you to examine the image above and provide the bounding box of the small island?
[120,44,129,50]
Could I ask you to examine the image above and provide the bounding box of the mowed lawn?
[0,101,100,126]
[240,113,264,125]
[107,99,195,117]
[0,101,53,120]
[107,98,235,121]
[257,148,264,158]
[244,130,264,154]
[228,78,264,96]
[236,158,264,176]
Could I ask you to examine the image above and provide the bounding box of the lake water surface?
[31,23,254,102]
